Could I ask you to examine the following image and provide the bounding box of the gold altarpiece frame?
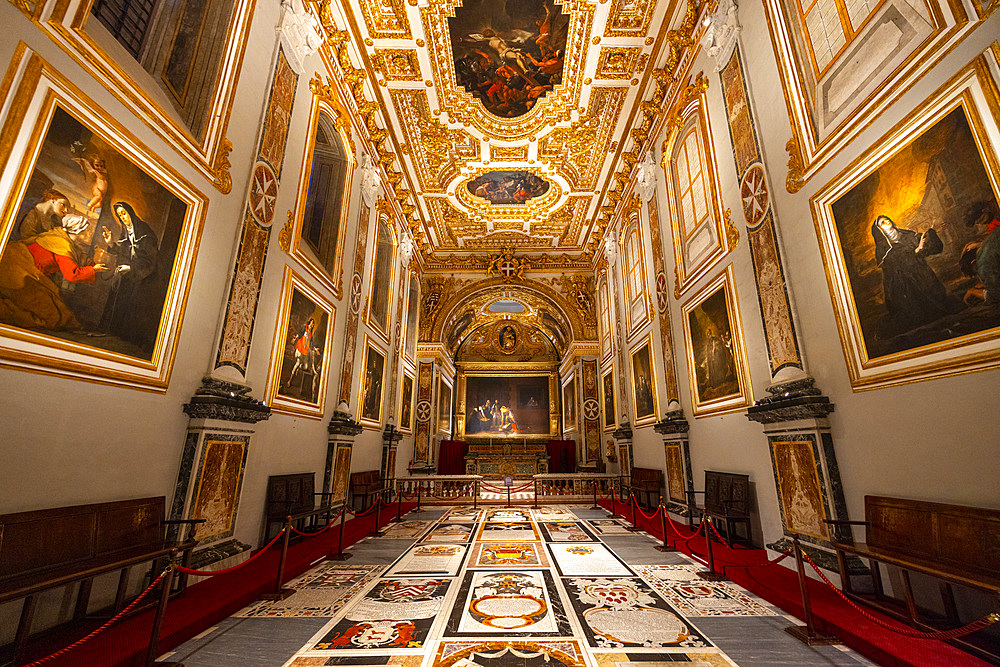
[263,267,337,419]
[455,364,560,441]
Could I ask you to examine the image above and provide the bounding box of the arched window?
[621,221,649,333]
[676,127,710,242]
[665,107,727,295]
[624,225,644,307]
[794,0,884,75]
[404,273,419,360]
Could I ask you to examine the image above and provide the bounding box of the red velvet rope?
[480,482,532,493]
[177,529,286,576]
[537,483,579,495]
[429,483,476,499]
[663,510,706,540]
[632,496,661,520]
[289,509,343,537]
[24,569,168,666]
[800,550,1000,640]
[347,500,382,518]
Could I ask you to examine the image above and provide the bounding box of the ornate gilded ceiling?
[314,0,694,260]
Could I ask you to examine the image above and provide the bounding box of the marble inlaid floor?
[164,505,876,667]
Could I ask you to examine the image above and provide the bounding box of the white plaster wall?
[0,0,408,573]
[630,0,1000,565]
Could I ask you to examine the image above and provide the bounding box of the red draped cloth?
[437,440,468,474]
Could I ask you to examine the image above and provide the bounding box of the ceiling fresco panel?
[448,0,571,118]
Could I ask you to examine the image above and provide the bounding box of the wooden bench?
[621,466,663,509]
[0,497,200,665]
[349,470,384,511]
[263,473,335,542]
[826,496,1000,663]
[687,470,754,548]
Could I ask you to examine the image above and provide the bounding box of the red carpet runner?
[597,497,992,667]
[19,502,417,667]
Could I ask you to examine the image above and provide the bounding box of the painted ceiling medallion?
[468,170,551,204]
[449,0,570,118]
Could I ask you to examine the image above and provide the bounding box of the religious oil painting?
[439,379,453,434]
[400,371,414,433]
[367,216,395,339]
[359,340,386,426]
[464,375,550,436]
[629,339,657,424]
[563,377,576,431]
[265,269,334,418]
[681,266,752,416]
[602,368,616,430]
[191,438,248,543]
[0,56,206,390]
[771,439,829,541]
[813,67,1000,389]
[467,170,550,204]
[448,0,570,118]
[293,99,354,298]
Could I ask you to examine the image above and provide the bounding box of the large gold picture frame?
[18,0,257,193]
[562,375,577,433]
[289,95,356,301]
[264,267,336,419]
[602,366,617,431]
[455,367,559,440]
[680,265,753,417]
[628,333,659,426]
[0,48,207,390]
[358,337,387,428]
[811,47,1000,391]
[399,369,414,434]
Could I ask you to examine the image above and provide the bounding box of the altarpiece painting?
[629,339,657,424]
[400,371,414,433]
[465,375,550,436]
[563,376,576,432]
[602,368,616,430]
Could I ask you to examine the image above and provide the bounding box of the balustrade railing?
[532,473,617,498]
[395,475,483,502]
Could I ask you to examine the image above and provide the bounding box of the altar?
[463,438,549,478]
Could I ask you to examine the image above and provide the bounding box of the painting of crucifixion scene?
[467,171,550,205]
[448,0,570,118]
[0,105,189,361]
[465,375,550,435]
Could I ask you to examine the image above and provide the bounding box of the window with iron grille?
[90,0,158,59]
